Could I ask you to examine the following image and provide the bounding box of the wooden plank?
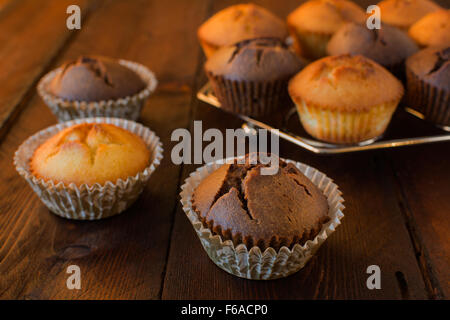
[388,142,449,299]
[0,0,96,140]
[386,0,450,300]
[162,0,429,299]
[0,0,209,299]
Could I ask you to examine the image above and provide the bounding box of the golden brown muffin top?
[198,3,288,48]
[287,0,366,35]
[288,54,404,111]
[49,56,146,102]
[192,153,329,251]
[378,0,442,30]
[30,123,150,186]
[408,9,450,47]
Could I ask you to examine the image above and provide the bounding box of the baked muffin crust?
[198,4,288,51]
[289,54,404,111]
[327,22,418,68]
[205,38,304,82]
[406,46,450,88]
[192,154,329,251]
[49,56,146,102]
[30,123,150,186]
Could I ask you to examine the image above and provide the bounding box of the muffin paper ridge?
[180,157,345,280]
[14,117,163,220]
[406,68,450,127]
[37,60,158,122]
[207,72,291,117]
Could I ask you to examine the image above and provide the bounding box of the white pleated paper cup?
[180,157,345,280]
[14,117,163,220]
[37,60,158,122]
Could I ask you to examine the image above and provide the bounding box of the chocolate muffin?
[205,38,305,117]
[30,123,150,186]
[198,3,288,58]
[405,46,450,127]
[327,22,418,79]
[38,56,156,121]
[49,56,146,102]
[192,154,330,251]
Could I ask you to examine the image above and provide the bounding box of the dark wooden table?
[0,0,448,300]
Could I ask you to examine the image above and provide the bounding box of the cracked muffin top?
[289,54,404,111]
[192,154,329,251]
[205,38,305,82]
[30,123,150,186]
[406,46,450,90]
[48,56,146,102]
[378,0,441,30]
[198,4,288,51]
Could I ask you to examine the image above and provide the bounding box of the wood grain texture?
[388,144,450,299]
[0,0,209,299]
[0,0,96,139]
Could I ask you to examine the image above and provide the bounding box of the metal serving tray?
[197,82,450,154]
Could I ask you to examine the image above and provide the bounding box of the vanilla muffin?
[287,0,366,60]
[378,0,442,31]
[288,54,404,144]
[198,3,288,58]
[409,9,450,47]
[30,123,150,186]
[192,153,329,251]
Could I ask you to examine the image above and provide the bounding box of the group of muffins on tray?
[12,0,448,280]
[199,0,450,143]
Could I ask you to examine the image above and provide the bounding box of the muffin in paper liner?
[295,100,399,144]
[406,68,450,128]
[14,117,163,220]
[207,73,290,117]
[180,157,345,280]
[289,29,331,60]
[37,60,158,122]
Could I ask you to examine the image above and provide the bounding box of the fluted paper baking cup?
[180,157,345,280]
[37,60,157,122]
[14,117,163,220]
[207,72,290,117]
[295,100,399,144]
[406,69,450,127]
